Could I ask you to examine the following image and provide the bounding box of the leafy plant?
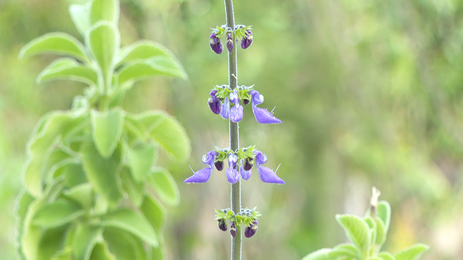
[16,0,189,259]
[302,188,429,260]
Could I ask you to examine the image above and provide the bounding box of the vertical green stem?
[224,0,241,259]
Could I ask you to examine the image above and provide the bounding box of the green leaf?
[37,225,69,260]
[377,201,391,233]
[124,113,147,141]
[91,109,124,158]
[73,224,101,260]
[117,57,187,86]
[378,252,396,260]
[69,3,91,36]
[120,166,145,207]
[394,244,430,260]
[327,244,359,259]
[375,218,387,248]
[141,194,167,234]
[19,32,89,63]
[87,22,119,77]
[100,209,158,247]
[139,110,190,162]
[117,40,180,65]
[150,236,166,260]
[336,214,371,259]
[370,257,383,260]
[90,242,116,260]
[127,142,157,182]
[64,183,93,208]
[62,163,87,188]
[89,0,119,25]
[16,191,35,260]
[32,199,84,228]
[81,142,123,205]
[51,247,73,260]
[302,249,332,260]
[148,167,180,206]
[103,228,148,260]
[37,58,98,85]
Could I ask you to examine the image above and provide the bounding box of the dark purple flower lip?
[215,160,224,171]
[218,219,227,231]
[209,33,223,54]
[230,222,237,237]
[227,33,233,53]
[244,220,258,238]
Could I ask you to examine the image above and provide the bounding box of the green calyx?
[214,146,256,165]
[215,207,261,227]
[213,84,254,103]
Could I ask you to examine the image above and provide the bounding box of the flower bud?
[208,97,221,114]
[215,160,224,171]
[217,219,227,232]
[210,33,223,54]
[243,158,254,171]
[244,220,258,238]
[242,98,250,105]
[227,33,233,53]
[241,30,253,49]
[230,222,237,237]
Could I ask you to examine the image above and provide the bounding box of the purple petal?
[184,167,213,183]
[252,106,282,124]
[254,150,268,165]
[230,90,239,104]
[250,90,263,105]
[240,166,252,180]
[243,158,254,171]
[208,98,221,114]
[210,38,223,54]
[221,97,230,119]
[244,221,258,238]
[230,222,237,237]
[226,167,240,184]
[202,151,218,166]
[256,165,285,184]
[230,104,243,123]
[227,33,233,53]
[215,160,224,171]
[218,219,227,231]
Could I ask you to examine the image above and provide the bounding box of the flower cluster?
[209,25,253,54]
[184,146,285,184]
[215,208,261,238]
[208,85,282,124]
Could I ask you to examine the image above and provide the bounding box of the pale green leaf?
[378,252,396,260]
[73,224,101,260]
[33,199,84,228]
[37,225,69,260]
[100,209,158,247]
[103,228,148,260]
[16,190,35,260]
[91,109,124,158]
[69,3,91,36]
[90,242,116,260]
[151,236,166,260]
[117,40,180,65]
[377,201,391,233]
[19,32,89,63]
[64,183,93,208]
[302,249,332,260]
[118,57,187,86]
[120,166,144,207]
[394,244,430,260]
[375,218,387,248]
[336,214,371,259]
[139,110,190,162]
[81,142,123,205]
[141,194,167,234]
[37,58,98,85]
[127,142,157,182]
[148,167,180,206]
[89,0,119,25]
[327,243,359,259]
[62,163,87,188]
[124,113,147,141]
[87,22,119,76]
[50,247,73,260]
[370,257,383,260]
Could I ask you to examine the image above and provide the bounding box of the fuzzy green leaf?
[32,199,83,228]
[120,166,144,207]
[302,249,332,260]
[394,244,430,260]
[89,242,115,260]
[100,209,158,247]
[118,57,187,86]
[62,163,87,188]
[89,0,119,26]
[103,228,148,260]
[327,243,359,259]
[87,22,119,76]
[148,167,180,206]
[73,224,101,260]
[69,3,91,36]
[63,183,93,208]
[19,32,89,63]
[336,214,371,259]
[375,218,387,248]
[117,40,180,65]
[37,58,97,85]
[37,226,69,260]
[377,201,391,233]
[127,142,157,182]
[378,252,396,260]
[81,142,123,205]
[91,109,124,158]
[141,194,167,234]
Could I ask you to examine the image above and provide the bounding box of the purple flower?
[244,220,258,238]
[230,222,237,237]
[241,30,253,49]
[208,90,221,114]
[227,33,233,53]
[229,90,243,123]
[226,152,240,184]
[184,151,218,183]
[254,150,285,184]
[217,219,227,232]
[250,90,282,124]
[210,33,223,54]
[240,165,252,180]
[221,97,230,119]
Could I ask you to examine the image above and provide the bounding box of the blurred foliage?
[1,0,463,259]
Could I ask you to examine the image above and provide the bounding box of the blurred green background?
[1,0,463,259]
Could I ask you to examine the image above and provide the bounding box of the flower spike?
[250,90,282,124]
[254,150,285,184]
[184,151,218,183]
